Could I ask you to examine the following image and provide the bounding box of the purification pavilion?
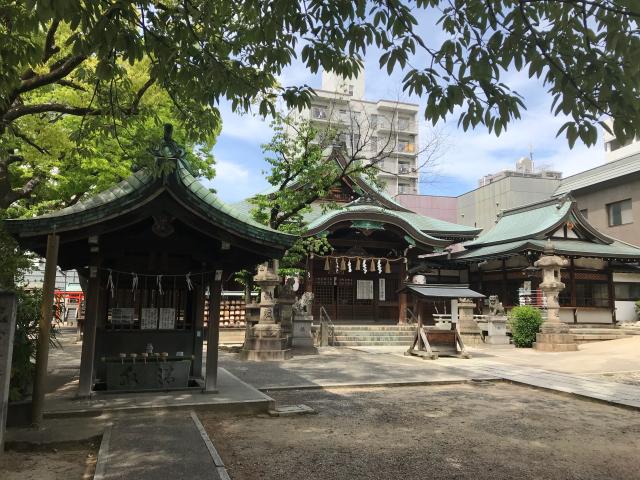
[4,126,294,396]
[426,196,640,324]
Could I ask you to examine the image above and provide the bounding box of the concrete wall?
[457,176,561,231]
[395,194,457,222]
[572,177,640,246]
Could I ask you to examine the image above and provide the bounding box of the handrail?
[319,305,336,346]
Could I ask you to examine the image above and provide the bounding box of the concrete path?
[451,361,640,409]
[219,347,497,390]
[95,411,229,480]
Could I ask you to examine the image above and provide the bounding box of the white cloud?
[204,159,269,203]
[217,101,274,143]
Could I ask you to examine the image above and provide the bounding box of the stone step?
[569,328,640,335]
[332,340,412,347]
[573,334,630,342]
[331,326,416,332]
[333,335,415,342]
[331,329,415,335]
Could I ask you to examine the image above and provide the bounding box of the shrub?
[10,289,59,401]
[635,300,640,319]
[508,305,544,348]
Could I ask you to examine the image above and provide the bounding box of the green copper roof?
[5,159,295,249]
[454,239,640,261]
[466,197,581,247]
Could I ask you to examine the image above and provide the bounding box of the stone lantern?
[240,262,292,361]
[533,241,578,352]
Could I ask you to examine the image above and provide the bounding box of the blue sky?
[207,9,606,203]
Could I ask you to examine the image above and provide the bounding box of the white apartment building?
[295,70,420,196]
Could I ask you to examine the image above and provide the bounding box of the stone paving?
[450,361,640,409]
[94,411,227,480]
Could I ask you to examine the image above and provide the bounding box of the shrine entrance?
[312,271,401,323]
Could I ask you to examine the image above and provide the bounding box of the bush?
[635,300,640,319]
[10,289,59,401]
[508,305,544,348]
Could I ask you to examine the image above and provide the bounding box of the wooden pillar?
[501,259,508,305]
[398,260,407,324]
[192,285,205,379]
[569,258,577,323]
[608,267,616,324]
[205,270,223,392]
[306,256,314,293]
[78,237,100,398]
[31,233,59,426]
[0,292,17,454]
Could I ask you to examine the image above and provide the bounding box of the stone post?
[240,263,291,361]
[534,242,578,352]
[457,298,483,345]
[0,291,17,455]
[292,292,317,351]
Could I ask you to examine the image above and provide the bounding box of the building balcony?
[376,119,418,134]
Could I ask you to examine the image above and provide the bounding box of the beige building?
[554,151,640,247]
[294,70,420,196]
[456,157,562,231]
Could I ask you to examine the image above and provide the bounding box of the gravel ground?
[0,439,99,480]
[202,383,640,480]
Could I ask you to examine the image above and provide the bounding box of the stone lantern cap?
[534,240,569,269]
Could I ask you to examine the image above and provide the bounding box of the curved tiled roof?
[5,159,295,249]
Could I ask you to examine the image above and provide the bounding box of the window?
[311,105,327,120]
[614,282,640,301]
[370,136,378,152]
[580,208,588,219]
[347,84,354,96]
[575,282,609,307]
[607,199,633,226]
[370,114,378,129]
[398,183,411,194]
[398,116,411,131]
[397,140,415,153]
[339,109,348,122]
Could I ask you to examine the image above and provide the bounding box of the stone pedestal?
[534,323,578,352]
[241,263,291,361]
[292,314,317,351]
[533,242,578,352]
[485,316,511,345]
[457,298,483,345]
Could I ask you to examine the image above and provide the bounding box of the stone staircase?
[569,324,640,343]
[330,324,416,347]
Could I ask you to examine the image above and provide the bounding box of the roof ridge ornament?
[149,124,187,179]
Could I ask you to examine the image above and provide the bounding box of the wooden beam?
[78,238,100,398]
[31,233,59,426]
[0,292,18,454]
[205,270,223,392]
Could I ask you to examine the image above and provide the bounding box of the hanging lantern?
[340,258,346,271]
[356,258,361,270]
[385,260,391,274]
[370,258,375,272]
[324,257,330,271]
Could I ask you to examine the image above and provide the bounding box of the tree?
[1,24,219,213]
[2,1,638,162]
